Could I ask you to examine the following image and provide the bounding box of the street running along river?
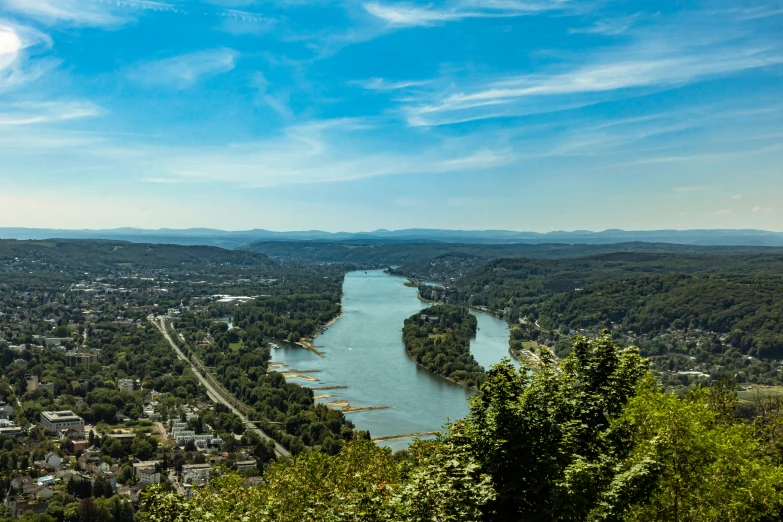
[270,270,518,451]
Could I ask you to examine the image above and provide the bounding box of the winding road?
[149,315,290,458]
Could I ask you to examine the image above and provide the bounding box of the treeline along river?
[270,270,517,450]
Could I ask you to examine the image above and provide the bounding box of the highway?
[149,315,290,458]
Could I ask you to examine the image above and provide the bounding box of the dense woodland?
[402,305,483,388]
[0,239,278,275]
[407,252,783,384]
[246,240,782,266]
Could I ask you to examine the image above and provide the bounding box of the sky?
[0,0,781,232]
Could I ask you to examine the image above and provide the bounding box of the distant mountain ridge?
[1,227,783,247]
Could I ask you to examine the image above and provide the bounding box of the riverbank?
[290,308,346,357]
[414,284,525,367]
[269,270,489,445]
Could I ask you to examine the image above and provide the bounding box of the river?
[270,270,516,450]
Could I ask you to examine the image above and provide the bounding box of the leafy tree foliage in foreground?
[138,335,783,522]
[137,439,493,522]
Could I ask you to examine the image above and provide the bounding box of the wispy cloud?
[569,13,640,35]
[753,205,774,214]
[0,101,101,125]
[363,0,569,27]
[127,49,238,89]
[355,77,431,91]
[149,118,513,186]
[395,11,783,126]
[731,194,742,199]
[0,114,514,188]
[216,8,277,34]
[0,0,179,27]
[713,209,732,216]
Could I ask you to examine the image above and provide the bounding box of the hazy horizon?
[3,225,783,235]
[1,0,781,231]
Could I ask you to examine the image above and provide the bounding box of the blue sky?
[0,0,781,231]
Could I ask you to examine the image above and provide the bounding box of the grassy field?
[737,385,783,402]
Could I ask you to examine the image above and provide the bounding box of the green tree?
[93,496,133,522]
[137,440,493,521]
[448,334,649,521]
[619,381,783,522]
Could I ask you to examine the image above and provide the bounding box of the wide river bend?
[270,270,517,450]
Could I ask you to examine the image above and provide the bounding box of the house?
[78,447,102,473]
[182,463,212,484]
[44,452,62,469]
[0,426,23,437]
[65,351,98,366]
[83,446,101,459]
[185,479,208,499]
[80,456,102,474]
[118,379,134,393]
[0,402,14,419]
[39,382,55,395]
[72,439,90,454]
[4,474,54,517]
[13,359,27,369]
[0,419,13,428]
[32,486,54,501]
[234,460,257,473]
[208,456,225,466]
[11,476,35,491]
[137,468,161,485]
[40,411,84,433]
[4,496,49,519]
[106,433,137,447]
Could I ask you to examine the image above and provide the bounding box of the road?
[149,315,290,458]
[168,470,185,496]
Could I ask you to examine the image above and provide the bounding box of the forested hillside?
[0,239,277,275]
[409,252,783,384]
[245,240,782,266]
[402,305,483,388]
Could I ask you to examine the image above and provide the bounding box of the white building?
[182,464,211,484]
[118,379,134,394]
[40,411,84,433]
[37,475,55,487]
[137,468,161,485]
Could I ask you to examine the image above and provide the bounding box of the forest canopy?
[402,305,483,388]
